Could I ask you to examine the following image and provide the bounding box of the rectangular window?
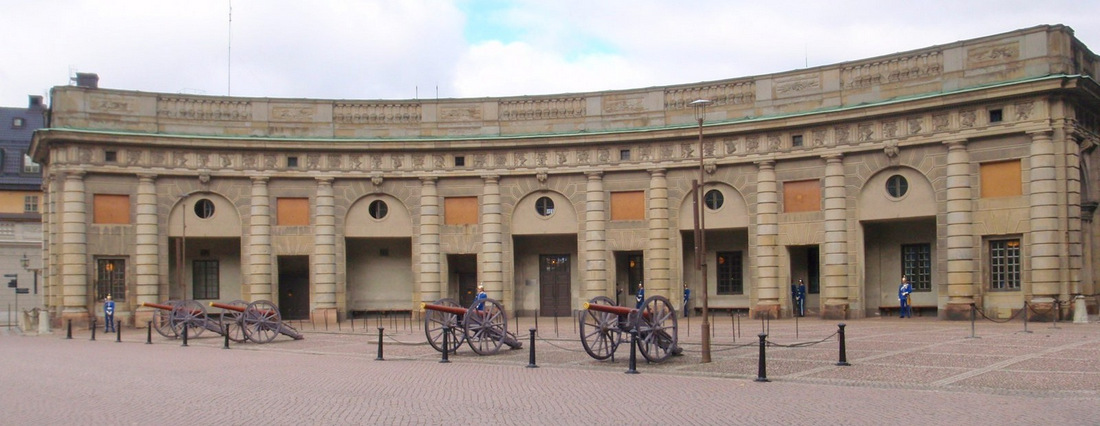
[287,156,299,168]
[990,239,1021,291]
[782,179,821,213]
[454,156,465,167]
[989,109,1003,123]
[104,151,118,162]
[93,194,131,224]
[901,244,932,292]
[610,191,645,221]
[444,196,478,225]
[716,251,743,295]
[792,135,803,147]
[620,149,631,161]
[24,195,39,213]
[23,154,40,173]
[192,260,220,300]
[95,258,126,302]
[980,160,1022,198]
[276,197,310,226]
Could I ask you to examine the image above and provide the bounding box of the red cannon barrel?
[141,302,175,311]
[421,302,468,316]
[210,302,245,312]
[582,302,635,317]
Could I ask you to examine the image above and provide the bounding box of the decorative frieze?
[603,94,646,114]
[664,81,755,110]
[967,41,1020,67]
[500,97,585,120]
[334,102,421,124]
[158,97,252,121]
[440,104,483,122]
[774,74,822,98]
[841,51,942,89]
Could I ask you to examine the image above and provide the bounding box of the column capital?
[63,170,86,180]
[481,174,500,183]
[755,159,776,169]
[647,167,667,177]
[137,173,158,181]
[943,138,969,149]
[419,176,438,184]
[585,170,604,179]
[315,176,334,185]
[250,176,269,184]
[1026,129,1054,140]
[821,153,844,163]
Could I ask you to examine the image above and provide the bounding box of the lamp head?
[690,99,712,122]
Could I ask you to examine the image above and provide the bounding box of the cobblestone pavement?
[2,315,1098,425]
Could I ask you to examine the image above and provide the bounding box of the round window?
[194,199,215,219]
[704,189,724,210]
[886,175,909,198]
[368,200,388,219]
[535,196,555,217]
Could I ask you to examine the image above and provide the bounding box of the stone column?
[754,160,780,319]
[481,175,504,300]
[944,139,976,319]
[1063,132,1083,309]
[313,177,337,323]
[1028,130,1061,318]
[60,171,88,322]
[822,154,849,319]
[584,171,608,302]
[248,177,273,302]
[646,168,671,300]
[418,177,442,302]
[134,174,160,325]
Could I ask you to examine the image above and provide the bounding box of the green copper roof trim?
[45,74,1085,143]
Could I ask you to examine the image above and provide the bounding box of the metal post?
[116,321,121,342]
[146,321,152,344]
[66,319,72,339]
[440,326,450,363]
[1022,301,1031,333]
[90,318,96,341]
[554,313,559,338]
[836,323,850,366]
[795,314,799,339]
[1050,301,1059,329]
[181,324,188,347]
[223,324,230,349]
[527,328,538,368]
[376,327,384,361]
[967,303,979,339]
[755,332,769,382]
[351,315,355,333]
[324,311,329,331]
[626,330,639,374]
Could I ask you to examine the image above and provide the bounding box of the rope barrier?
[973,304,1025,324]
[765,331,838,348]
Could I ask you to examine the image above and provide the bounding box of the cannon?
[141,300,241,341]
[421,298,521,355]
[209,300,303,343]
[579,295,679,363]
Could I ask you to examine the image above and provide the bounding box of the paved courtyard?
[2,314,1098,424]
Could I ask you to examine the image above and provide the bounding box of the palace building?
[30,25,1100,326]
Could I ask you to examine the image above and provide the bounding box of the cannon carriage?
[579,295,680,363]
[421,298,522,355]
[209,300,303,343]
[141,299,301,344]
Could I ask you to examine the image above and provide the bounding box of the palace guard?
[104,295,116,332]
[899,276,913,318]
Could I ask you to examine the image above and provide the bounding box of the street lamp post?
[690,99,712,363]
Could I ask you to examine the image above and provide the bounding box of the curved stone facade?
[31,25,1100,324]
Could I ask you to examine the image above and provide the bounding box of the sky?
[3,0,1100,108]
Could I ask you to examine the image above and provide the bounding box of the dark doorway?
[614,251,644,305]
[539,254,571,316]
[448,254,478,308]
[277,256,310,320]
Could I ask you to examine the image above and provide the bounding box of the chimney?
[29,95,44,109]
[74,72,99,89]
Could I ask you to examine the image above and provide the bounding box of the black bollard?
[116,321,121,342]
[527,328,538,368]
[755,333,769,382]
[1022,301,1032,333]
[440,327,450,363]
[223,324,230,350]
[376,327,384,361]
[350,315,355,333]
[626,330,639,375]
[181,324,189,347]
[967,303,979,339]
[146,321,152,344]
[836,323,850,366]
[66,319,73,340]
[90,318,96,341]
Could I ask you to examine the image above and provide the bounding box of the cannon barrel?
[582,302,635,317]
[422,302,469,316]
[142,302,177,311]
[210,302,245,312]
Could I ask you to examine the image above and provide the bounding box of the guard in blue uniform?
[795,280,806,317]
[476,284,488,310]
[898,276,913,318]
[104,294,116,332]
[682,284,691,318]
[635,283,645,309]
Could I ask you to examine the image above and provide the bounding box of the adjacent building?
[30,25,1100,327]
[1,95,46,322]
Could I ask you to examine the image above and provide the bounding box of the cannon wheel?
[151,300,178,338]
[636,295,678,363]
[463,298,507,356]
[170,300,208,339]
[219,299,248,343]
[243,300,281,344]
[579,296,622,360]
[424,298,464,353]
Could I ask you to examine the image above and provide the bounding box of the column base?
[822,304,848,320]
[1026,301,1057,322]
[942,303,975,320]
[750,304,780,320]
[311,307,339,328]
[59,308,91,328]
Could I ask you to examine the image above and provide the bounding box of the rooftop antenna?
[227,0,233,95]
